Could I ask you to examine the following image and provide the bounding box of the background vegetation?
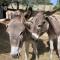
[0,0,60,10]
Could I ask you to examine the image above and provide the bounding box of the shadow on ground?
[30,39,49,60]
[0,23,10,54]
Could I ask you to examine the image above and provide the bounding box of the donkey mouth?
[11,53,20,58]
[31,33,39,40]
[10,46,20,58]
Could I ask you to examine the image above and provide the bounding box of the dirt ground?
[0,14,60,60]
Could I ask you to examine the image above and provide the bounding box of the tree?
[54,0,60,9]
[57,0,60,7]
[36,0,50,4]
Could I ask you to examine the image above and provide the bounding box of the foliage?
[53,0,60,10]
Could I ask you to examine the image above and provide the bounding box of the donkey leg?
[24,41,29,60]
[49,39,54,60]
[57,35,60,59]
[32,41,38,60]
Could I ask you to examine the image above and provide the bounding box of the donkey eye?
[43,21,45,24]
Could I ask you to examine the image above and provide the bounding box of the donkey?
[6,11,26,58]
[25,11,60,60]
[24,11,49,60]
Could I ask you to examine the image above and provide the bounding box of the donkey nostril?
[38,25,42,27]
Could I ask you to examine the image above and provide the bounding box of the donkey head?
[25,11,49,39]
[7,12,25,58]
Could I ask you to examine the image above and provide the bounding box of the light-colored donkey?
[6,11,26,58]
[24,11,49,60]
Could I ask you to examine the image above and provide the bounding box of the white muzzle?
[10,46,19,55]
